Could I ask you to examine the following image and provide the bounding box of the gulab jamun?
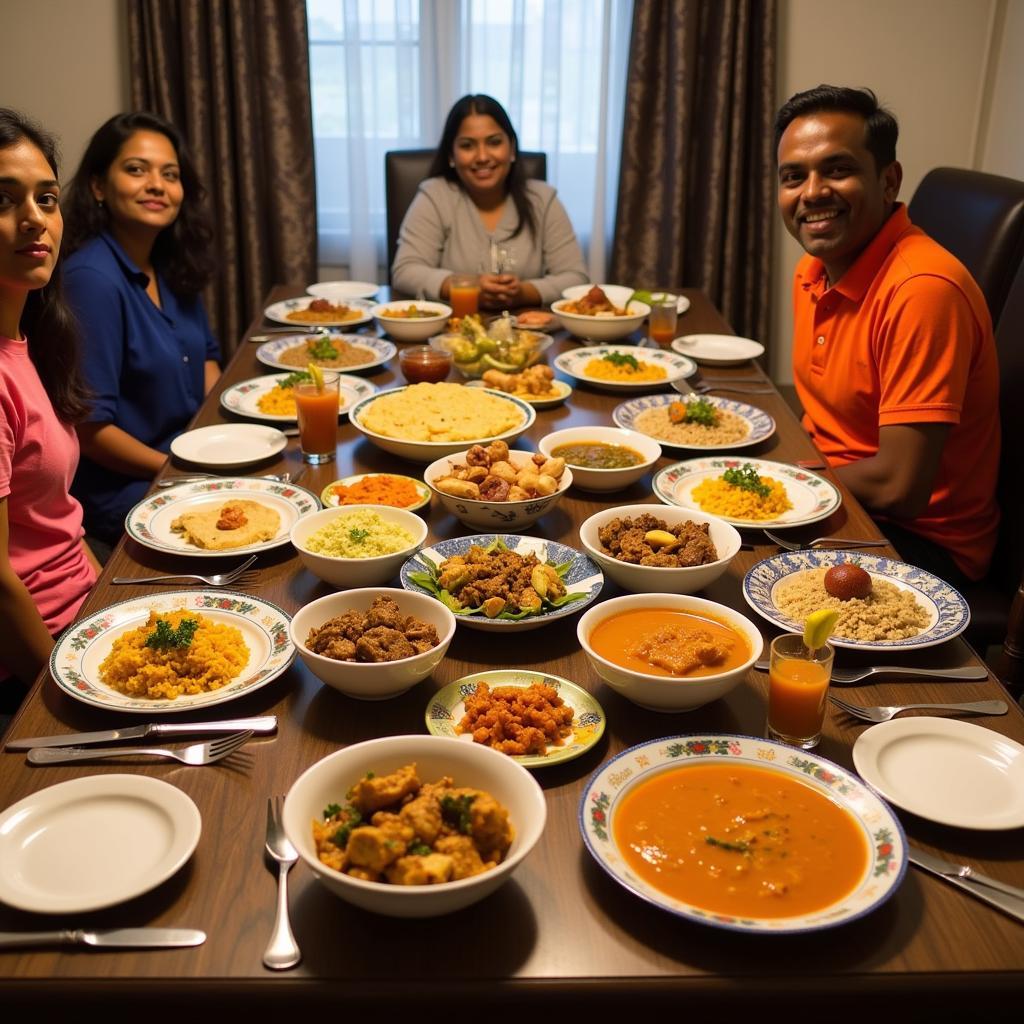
[824,563,872,601]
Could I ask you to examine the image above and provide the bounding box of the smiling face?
[0,139,62,308]
[450,113,514,201]
[90,129,184,241]
[777,111,901,283]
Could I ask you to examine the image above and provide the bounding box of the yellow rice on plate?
[583,357,667,383]
[691,475,792,520]
[99,610,249,700]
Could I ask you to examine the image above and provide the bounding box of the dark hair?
[427,94,537,240]
[774,85,898,171]
[0,108,90,423]
[62,111,215,297]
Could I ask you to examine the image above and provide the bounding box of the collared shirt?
[792,203,1000,580]
[64,232,219,539]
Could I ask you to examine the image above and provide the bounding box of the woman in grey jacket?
[391,94,587,310]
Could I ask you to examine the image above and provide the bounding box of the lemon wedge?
[803,608,840,651]
[629,289,653,307]
[307,362,324,391]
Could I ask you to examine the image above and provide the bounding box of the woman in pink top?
[0,109,97,701]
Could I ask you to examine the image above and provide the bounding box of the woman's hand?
[478,274,541,310]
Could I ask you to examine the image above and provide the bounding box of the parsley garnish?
[279,370,313,389]
[705,836,752,854]
[144,616,199,650]
[601,351,639,371]
[408,841,431,856]
[328,806,362,848]
[323,803,341,820]
[722,463,771,499]
[440,793,476,835]
[308,337,339,360]
[681,397,718,427]
[349,527,370,543]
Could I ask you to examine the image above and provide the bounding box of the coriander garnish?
[144,616,199,651]
[722,463,771,499]
[440,793,476,835]
[601,351,639,371]
[705,836,752,854]
[308,337,339,360]
[348,527,370,543]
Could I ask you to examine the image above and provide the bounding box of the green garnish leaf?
[722,462,771,499]
[323,802,342,820]
[348,527,371,543]
[278,370,313,389]
[705,836,752,854]
[308,337,339,360]
[682,397,718,427]
[440,793,476,835]
[144,616,200,651]
[328,805,362,848]
[602,351,639,371]
[408,840,431,856]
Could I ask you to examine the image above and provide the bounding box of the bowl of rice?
[290,505,428,588]
[371,300,452,342]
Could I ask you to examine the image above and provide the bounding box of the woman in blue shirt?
[62,112,220,548]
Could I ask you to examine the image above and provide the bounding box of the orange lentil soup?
[590,608,750,678]
[614,763,868,918]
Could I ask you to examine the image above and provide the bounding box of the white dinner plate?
[307,280,379,302]
[125,476,320,557]
[263,296,373,328]
[561,284,691,315]
[255,334,396,374]
[554,345,697,392]
[50,589,296,713]
[170,423,286,468]
[0,775,201,913]
[613,393,776,450]
[671,333,765,365]
[853,718,1024,829]
[653,456,842,528]
[219,372,378,423]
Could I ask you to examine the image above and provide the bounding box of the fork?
[157,472,291,488]
[763,529,890,550]
[27,730,254,766]
[672,380,773,396]
[752,661,990,683]
[829,694,1008,723]
[263,796,301,970]
[112,554,259,587]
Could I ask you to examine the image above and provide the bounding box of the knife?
[5,715,277,751]
[0,927,206,950]
[909,847,1024,924]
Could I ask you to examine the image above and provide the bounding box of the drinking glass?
[449,273,481,318]
[648,296,678,347]
[766,633,835,749]
[294,371,340,464]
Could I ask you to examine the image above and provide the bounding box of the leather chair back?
[384,149,547,281]
[908,167,1024,328]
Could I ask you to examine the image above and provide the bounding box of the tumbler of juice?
[294,371,340,463]
[449,274,480,318]
[647,296,678,347]
[766,633,834,749]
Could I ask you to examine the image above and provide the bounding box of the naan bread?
[170,499,281,550]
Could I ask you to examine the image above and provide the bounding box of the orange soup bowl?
[577,593,763,712]
[578,504,741,594]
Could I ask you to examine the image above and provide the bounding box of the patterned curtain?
[127,0,317,356]
[610,0,776,345]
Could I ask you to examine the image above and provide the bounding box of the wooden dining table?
[1,287,1022,1011]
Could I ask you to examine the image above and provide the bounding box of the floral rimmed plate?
[579,734,907,934]
[425,669,606,768]
[255,334,396,373]
[742,550,970,651]
[125,477,320,558]
[653,456,841,528]
[321,473,431,512]
[554,345,697,392]
[219,372,377,424]
[263,297,374,328]
[400,534,604,632]
[465,378,573,408]
[613,394,775,451]
[50,589,295,713]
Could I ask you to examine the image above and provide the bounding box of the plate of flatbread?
[125,478,321,558]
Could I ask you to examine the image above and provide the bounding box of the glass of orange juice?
[766,633,834,749]
[449,273,480,318]
[294,370,340,463]
[647,296,678,347]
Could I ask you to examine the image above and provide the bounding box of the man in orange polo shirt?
[775,85,1000,584]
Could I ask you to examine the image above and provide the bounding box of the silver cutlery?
[248,326,320,342]
[795,460,827,470]
[111,554,259,587]
[263,795,301,970]
[0,927,206,950]
[673,379,773,396]
[752,661,990,684]
[909,847,1024,924]
[829,694,1008,723]
[27,730,254,767]
[6,715,277,751]
[763,529,890,550]
[157,472,291,488]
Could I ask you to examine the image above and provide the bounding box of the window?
[307,0,633,279]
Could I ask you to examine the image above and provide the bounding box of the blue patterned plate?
[743,550,970,651]
[255,333,395,373]
[400,534,604,632]
[580,734,907,934]
[613,394,775,450]
[426,669,606,768]
[50,589,295,714]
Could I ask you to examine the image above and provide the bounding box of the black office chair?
[384,149,547,282]
[908,167,1024,328]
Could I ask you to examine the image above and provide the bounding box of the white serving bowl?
[290,504,428,588]
[577,593,763,712]
[282,734,547,917]
[424,448,573,532]
[538,426,661,493]
[349,386,536,463]
[560,283,635,308]
[578,504,741,594]
[289,588,455,699]
[550,297,650,342]
[371,300,452,342]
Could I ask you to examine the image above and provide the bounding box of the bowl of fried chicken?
[551,284,650,342]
